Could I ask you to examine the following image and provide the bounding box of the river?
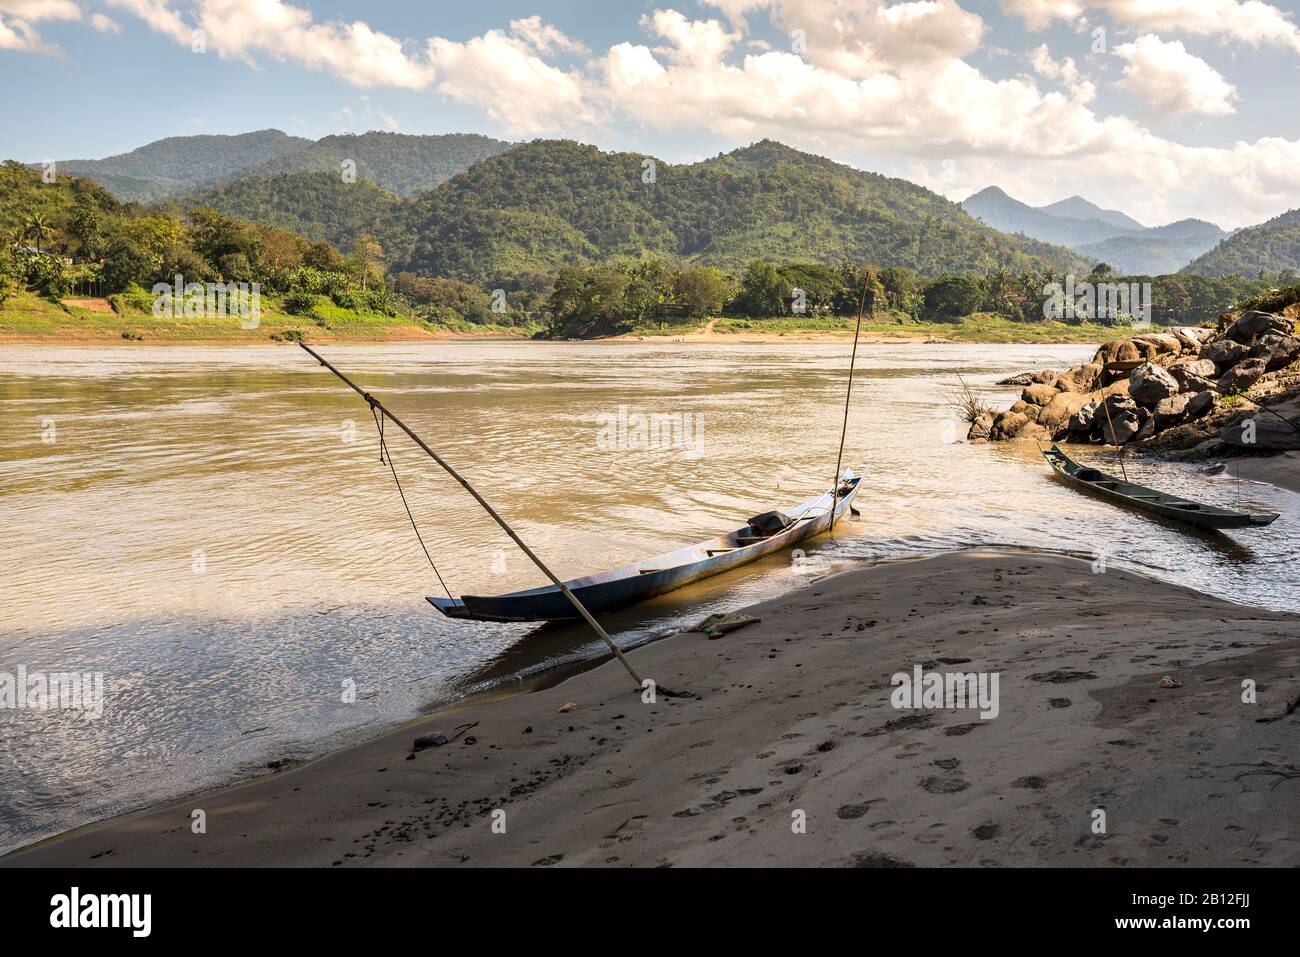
[1,341,1296,853]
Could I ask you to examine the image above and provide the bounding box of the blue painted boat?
[428,470,863,622]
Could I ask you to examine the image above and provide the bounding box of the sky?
[2,0,1300,229]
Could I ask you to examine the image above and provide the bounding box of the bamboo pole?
[298,342,645,688]
[828,271,868,534]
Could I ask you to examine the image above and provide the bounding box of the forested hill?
[177,171,399,248]
[1183,208,1300,277]
[54,130,311,203]
[238,132,515,197]
[381,139,1089,282]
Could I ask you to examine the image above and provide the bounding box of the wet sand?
[6,549,1298,868]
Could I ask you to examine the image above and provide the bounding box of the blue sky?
[3,0,1300,227]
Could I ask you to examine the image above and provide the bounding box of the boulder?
[1022,383,1060,406]
[1225,310,1295,343]
[1170,356,1216,377]
[1170,367,1218,394]
[1170,327,1210,352]
[1132,333,1183,359]
[1153,393,1191,428]
[996,372,1037,386]
[1250,334,1300,372]
[1217,357,1267,394]
[1093,339,1141,365]
[1051,362,1103,393]
[1037,391,1095,435]
[1102,410,1141,445]
[989,411,1030,440]
[1186,391,1216,419]
[1128,362,1179,406]
[1068,401,1099,435]
[1200,338,1249,367]
[968,411,995,440]
[1221,417,1300,450]
[1009,400,1041,422]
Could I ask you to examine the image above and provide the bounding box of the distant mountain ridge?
[962,186,1227,273]
[37,129,514,204]
[1183,207,1300,277]
[378,138,1088,281]
[53,130,312,204]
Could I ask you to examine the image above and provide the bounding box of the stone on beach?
[1225,310,1295,344]
[1200,338,1249,367]
[1217,357,1268,393]
[1128,363,1179,405]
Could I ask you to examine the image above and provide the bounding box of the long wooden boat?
[428,470,863,622]
[1040,444,1278,530]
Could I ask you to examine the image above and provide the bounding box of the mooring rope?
[368,400,453,600]
[829,271,869,536]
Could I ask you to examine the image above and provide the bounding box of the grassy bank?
[627,311,1131,343]
[0,292,533,342]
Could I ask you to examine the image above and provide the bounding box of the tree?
[23,212,53,254]
[675,266,730,317]
[732,260,786,316]
[352,233,383,291]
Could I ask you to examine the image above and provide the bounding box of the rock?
[1250,334,1300,372]
[1067,401,1099,435]
[989,411,1030,440]
[1022,383,1060,406]
[1221,416,1300,450]
[1037,391,1095,435]
[1200,339,1249,367]
[1101,410,1141,445]
[1153,393,1190,427]
[1217,357,1267,393]
[1170,357,1216,378]
[1157,676,1183,689]
[967,411,995,440]
[413,733,449,751]
[1169,367,1218,394]
[1170,327,1210,352]
[1185,391,1216,418]
[1132,333,1183,359]
[1051,362,1103,393]
[1133,415,1158,443]
[996,372,1036,386]
[1093,339,1141,365]
[558,702,577,713]
[1128,362,1179,406]
[1225,310,1294,343]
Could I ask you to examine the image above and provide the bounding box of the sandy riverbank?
[5,550,1298,868]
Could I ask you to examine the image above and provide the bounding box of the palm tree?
[23,212,53,254]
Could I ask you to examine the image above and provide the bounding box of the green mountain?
[964,186,1226,273]
[383,139,1088,281]
[1183,208,1300,277]
[177,171,399,249]
[54,130,311,203]
[1,161,119,243]
[239,132,515,198]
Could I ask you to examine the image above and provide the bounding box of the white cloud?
[1113,34,1237,119]
[1003,0,1300,53]
[90,12,119,33]
[427,28,594,134]
[0,0,81,53]
[509,15,588,56]
[1029,42,1079,85]
[105,0,190,45]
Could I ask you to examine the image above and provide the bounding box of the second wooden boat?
[1040,444,1278,530]
[429,470,863,622]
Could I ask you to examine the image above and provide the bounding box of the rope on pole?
[829,269,868,535]
[298,342,645,689]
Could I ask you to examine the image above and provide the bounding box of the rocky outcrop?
[969,312,1299,448]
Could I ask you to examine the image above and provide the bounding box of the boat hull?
[1040,444,1278,530]
[429,474,863,622]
